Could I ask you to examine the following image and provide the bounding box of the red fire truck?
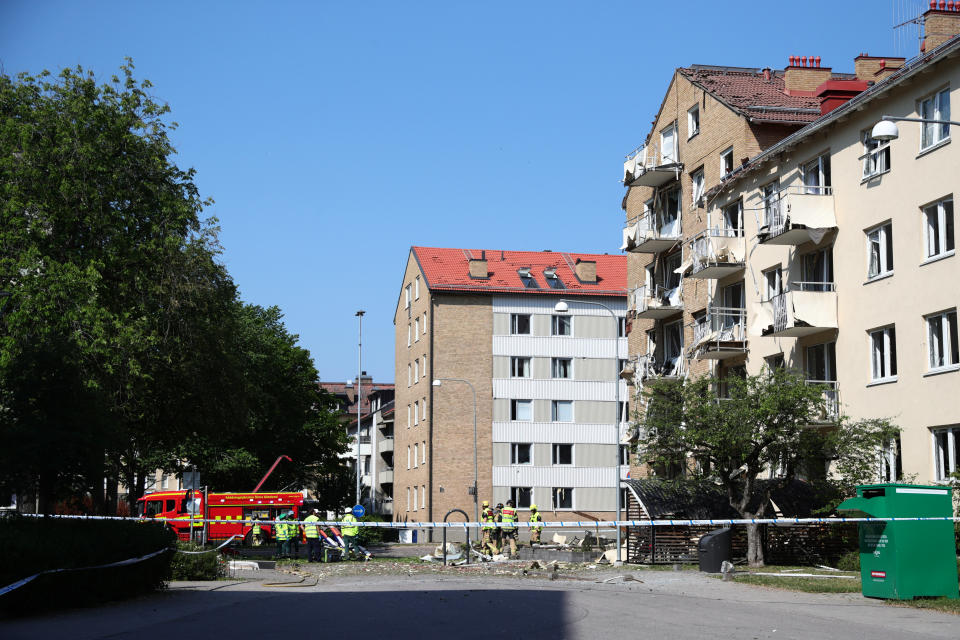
[137,490,304,543]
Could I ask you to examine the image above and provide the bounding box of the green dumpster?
[837,483,958,600]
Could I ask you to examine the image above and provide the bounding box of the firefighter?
[275,512,290,558]
[288,511,301,559]
[480,500,498,555]
[341,510,360,559]
[494,503,505,554]
[529,504,544,545]
[304,509,322,562]
[500,500,519,559]
[252,516,263,547]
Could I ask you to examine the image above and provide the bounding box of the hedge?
[169,542,227,580]
[0,516,175,613]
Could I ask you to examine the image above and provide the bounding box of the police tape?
[176,534,241,554]
[20,513,960,528]
[0,548,169,598]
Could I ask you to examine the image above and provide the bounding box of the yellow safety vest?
[304,515,320,538]
[530,513,543,530]
[341,514,359,536]
[482,507,496,529]
[252,521,261,535]
[500,507,517,532]
[275,520,289,541]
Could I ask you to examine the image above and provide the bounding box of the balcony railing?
[634,353,685,383]
[623,144,682,187]
[688,228,746,279]
[622,209,682,253]
[760,186,836,245]
[690,306,747,360]
[630,284,683,319]
[806,380,840,421]
[764,283,837,337]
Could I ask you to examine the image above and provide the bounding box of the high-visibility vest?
[275,520,289,541]
[500,507,517,532]
[482,507,496,529]
[341,514,359,536]
[304,515,320,538]
[530,512,543,530]
[252,521,261,536]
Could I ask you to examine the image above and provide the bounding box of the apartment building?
[394,247,628,533]
[625,7,960,484]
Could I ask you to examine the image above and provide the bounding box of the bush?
[357,514,398,545]
[836,550,860,572]
[169,543,227,580]
[0,515,175,613]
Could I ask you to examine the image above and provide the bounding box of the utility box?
[698,527,731,573]
[837,483,958,600]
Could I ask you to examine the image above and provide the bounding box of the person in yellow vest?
[251,516,263,547]
[274,512,290,558]
[480,500,498,555]
[499,500,519,559]
[529,504,544,545]
[494,503,505,553]
[304,509,322,562]
[341,510,360,559]
[288,511,301,559]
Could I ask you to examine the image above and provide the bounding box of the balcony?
[630,353,686,385]
[378,469,394,485]
[759,186,837,245]
[688,229,746,279]
[630,284,683,320]
[378,436,394,454]
[690,306,747,360]
[761,283,837,337]
[806,380,840,422]
[623,144,683,188]
[622,209,682,254]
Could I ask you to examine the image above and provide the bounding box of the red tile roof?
[412,247,626,297]
[679,66,855,124]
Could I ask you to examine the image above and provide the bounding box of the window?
[869,326,898,382]
[862,129,890,178]
[413,443,418,468]
[421,397,427,420]
[763,267,782,301]
[618,400,629,423]
[423,312,427,334]
[407,487,410,511]
[659,187,681,236]
[414,400,419,425]
[422,442,426,464]
[866,222,894,279]
[421,485,425,510]
[618,316,627,337]
[413,485,417,511]
[551,314,572,336]
[801,247,834,291]
[802,154,831,195]
[932,426,960,481]
[720,147,734,177]
[722,281,745,310]
[511,313,531,335]
[517,267,539,289]
[552,487,574,509]
[762,180,781,228]
[765,353,785,371]
[551,357,572,379]
[923,198,955,260]
[660,122,677,163]
[663,252,682,291]
[879,436,902,482]
[920,88,950,150]
[407,324,411,347]
[414,360,419,383]
[721,200,743,236]
[407,404,411,428]
[404,284,411,309]
[414,318,419,342]
[415,276,420,300]
[511,487,533,508]
[510,356,531,378]
[511,443,532,465]
[927,309,959,371]
[407,364,412,387]
[619,445,630,466]
[422,355,427,377]
[543,268,565,290]
[687,104,700,138]
[407,446,411,470]
[551,400,573,422]
[552,443,573,465]
[806,342,837,383]
[690,168,705,209]
[510,399,533,421]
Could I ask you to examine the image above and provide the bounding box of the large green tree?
[636,369,899,566]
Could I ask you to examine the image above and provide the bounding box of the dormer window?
[543,267,565,290]
[518,267,539,288]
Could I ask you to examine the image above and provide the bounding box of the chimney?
[783,55,833,94]
[816,79,869,115]
[575,259,597,283]
[854,54,906,82]
[922,2,960,52]
[468,250,488,279]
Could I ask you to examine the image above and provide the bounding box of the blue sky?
[1,1,926,383]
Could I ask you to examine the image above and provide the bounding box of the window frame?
[919,87,951,151]
[801,153,832,195]
[510,399,533,422]
[720,147,734,178]
[551,314,572,337]
[510,443,533,465]
[510,356,532,378]
[551,400,573,423]
[868,325,898,384]
[925,309,959,373]
[762,266,782,302]
[861,129,890,179]
[552,443,574,465]
[866,221,894,280]
[687,104,700,139]
[690,167,705,209]
[660,121,677,164]
[922,197,955,262]
[551,357,572,379]
[510,487,533,509]
[551,487,574,510]
[510,313,531,335]
[932,426,960,481]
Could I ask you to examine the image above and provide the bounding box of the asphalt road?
[3,568,958,639]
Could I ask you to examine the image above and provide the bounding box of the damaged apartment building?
[622,5,960,484]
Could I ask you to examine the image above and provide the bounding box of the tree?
[636,368,898,566]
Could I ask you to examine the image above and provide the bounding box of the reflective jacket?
[252,520,261,535]
[275,519,290,541]
[341,513,359,536]
[500,507,518,532]
[529,512,543,530]
[303,514,320,538]
[481,507,496,529]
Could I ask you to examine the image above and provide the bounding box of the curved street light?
[871,114,960,141]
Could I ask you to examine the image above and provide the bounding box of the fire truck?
[137,490,304,543]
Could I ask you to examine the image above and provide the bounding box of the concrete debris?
[228,561,260,571]
[551,533,567,545]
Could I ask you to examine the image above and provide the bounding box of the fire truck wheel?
[243,530,253,547]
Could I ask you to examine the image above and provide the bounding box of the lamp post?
[871,115,960,141]
[355,310,365,507]
[432,378,478,523]
[554,298,624,564]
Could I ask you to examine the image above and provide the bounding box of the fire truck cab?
[137,490,304,543]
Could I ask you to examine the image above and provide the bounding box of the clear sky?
[1,1,926,383]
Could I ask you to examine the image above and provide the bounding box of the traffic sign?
[352,504,365,518]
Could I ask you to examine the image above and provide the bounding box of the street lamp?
[432,378,478,523]
[871,115,960,141]
[554,298,624,565]
[355,310,365,507]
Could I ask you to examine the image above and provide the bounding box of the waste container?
[698,527,731,573]
[837,483,958,600]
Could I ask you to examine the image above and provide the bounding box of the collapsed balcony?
[758,186,837,246]
[630,353,686,385]
[688,229,745,279]
[690,306,748,360]
[630,284,683,320]
[759,283,838,337]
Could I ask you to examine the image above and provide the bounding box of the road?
[2,566,958,639]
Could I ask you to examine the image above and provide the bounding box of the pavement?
[2,561,958,639]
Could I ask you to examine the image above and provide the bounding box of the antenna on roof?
[892,0,924,56]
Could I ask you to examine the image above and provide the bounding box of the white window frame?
[422,355,427,377]
[404,284,411,309]
[690,168,705,208]
[510,356,532,378]
[413,400,419,425]
[920,87,951,151]
[413,484,418,511]
[802,153,831,195]
[510,399,533,422]
[510,313,531,335]
[866,222,894,280]
[421,397,427,420]
[551,400,573,423]
[414,318,419,342]
[407,364,411,387]
[618,316,627,338]
[407,487,410,511]
[619,445,630,466]
[510,487,533,509]
[551,357,572,379]
[422,442,426,464]
[551,314,572,336]
[407,446,411,470]
[721,199,744,236]
[868,325,898,383]
[421,485,425,510]
[407,404,411,429]
[660,122,677,164]
[407,324,411,347]
[415,276,420,300]
[552,443,574,465]
[511,443,533,465]
[922,197,955,261]
[762,266,782,302]
[720,147,734,177]
[932,426,960,481]
[687,104,700,139]
[861,129,890,179]
[551,487,574,510]
[414,360,419,383]
[422,311,427,334]
[413,443,418,468]
[926,309,959,372]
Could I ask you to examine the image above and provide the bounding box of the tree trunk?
[746,521,765,567]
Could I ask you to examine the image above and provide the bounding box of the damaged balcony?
[623,144,683,188]
[629,353,686,386]
[759,186,837,246]
[622,208,682,254]
[690,306,747,360]
[630,284,682,320]
[688,229,745,279]
[760,283,838,337]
